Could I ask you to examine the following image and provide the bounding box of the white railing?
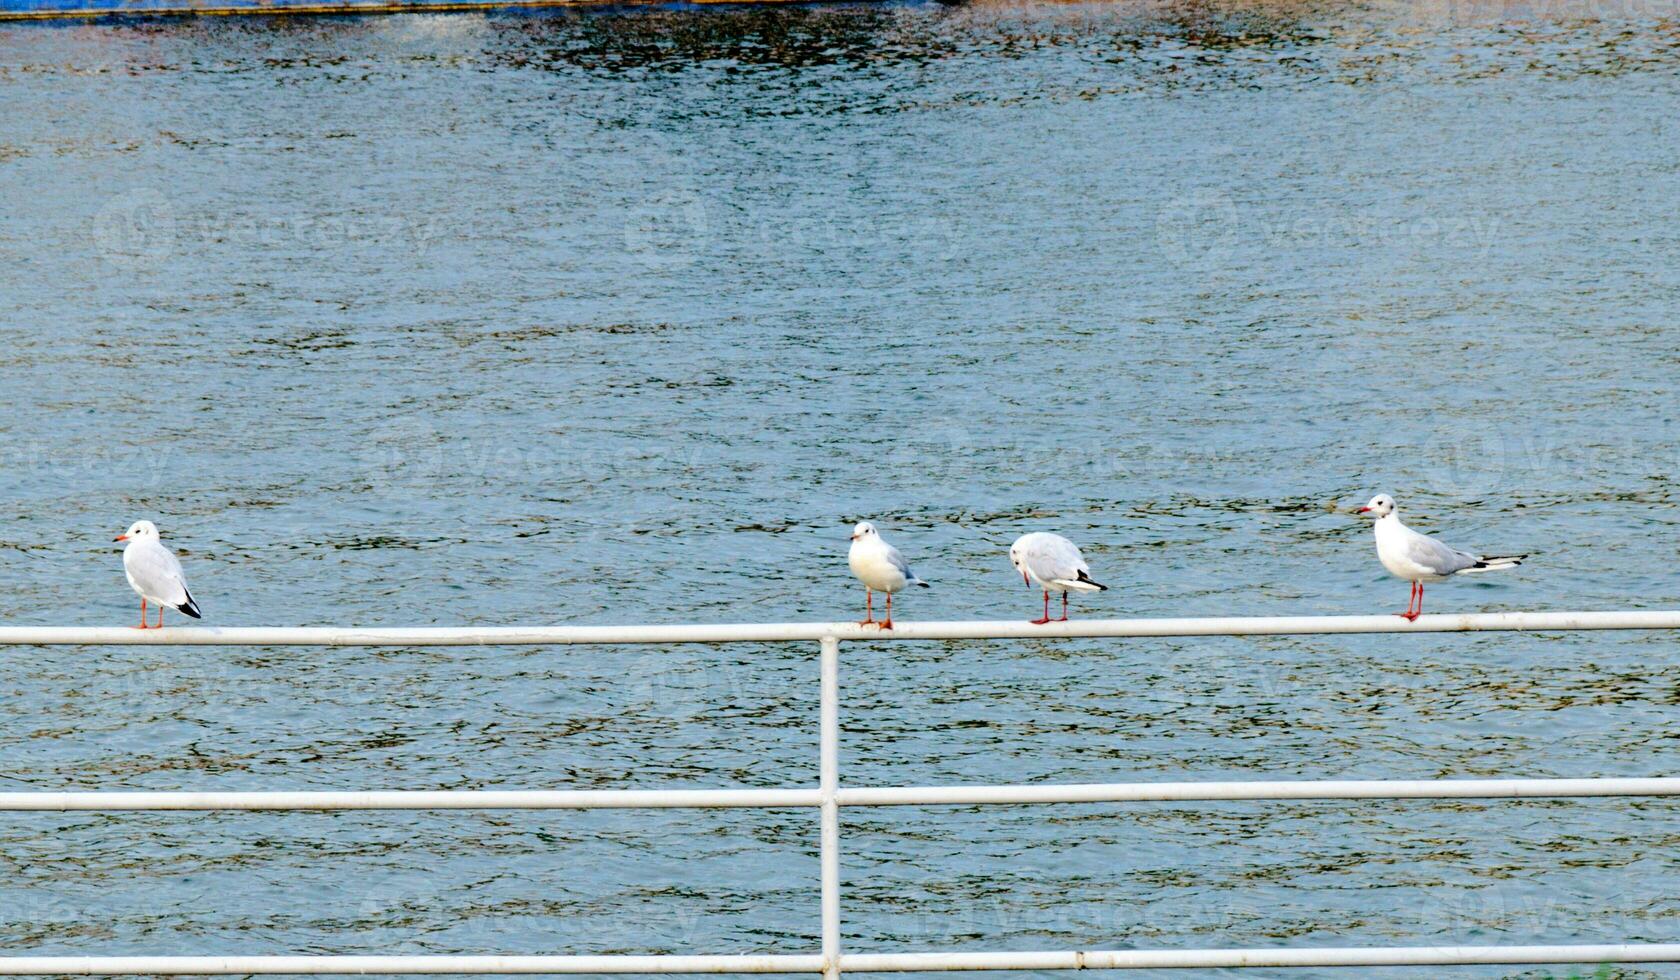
[4,610,1680,975]
[5,609,1680,646]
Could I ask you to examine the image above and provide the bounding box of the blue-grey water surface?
[2,1,1680,976]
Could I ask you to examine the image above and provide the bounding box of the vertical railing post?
[819,635,841,980]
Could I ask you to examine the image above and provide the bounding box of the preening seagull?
[847,521,928,629]
[1357,494,1524,621]
[1009,532,1108,624]
[115,520,202,629]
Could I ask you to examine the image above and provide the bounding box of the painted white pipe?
[2,778,1676,811]
[4,946,1680,974]
[818,637,842,980]
[0,789,821,811]
[837,777,1680,806]
[2,610,1677,646]
[840,944,1680,970]
[0,956,824,975]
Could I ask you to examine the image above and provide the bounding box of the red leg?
[857,588,874,626]
[156,605,165,629]
[1032,591,1051,625]
[1059,592,1069,622]
[881,592,893,630]
[1397,582,1420,621]
[135,598,149,630]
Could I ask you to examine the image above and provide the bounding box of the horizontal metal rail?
[4,946,1680,974]
[0,789,821,810]
[2,609,1677,646]
[842,945,1680,971]
[3,778,1679,810]
[0,956,823,975]
[834,776,1680,805]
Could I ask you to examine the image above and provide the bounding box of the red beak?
[1022,571,1030,586]
[1356,506,1371,514]
[113,534,128,541]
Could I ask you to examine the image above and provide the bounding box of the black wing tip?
[1077,570,1109,591]
[178,595,202,618]
[916,581,931,588]
[1472,555,1526,569]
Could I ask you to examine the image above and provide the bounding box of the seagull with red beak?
[1357,494,1524,621]
[115,520,202,629]
[846,521,928,629]
[1009,532,1108,624]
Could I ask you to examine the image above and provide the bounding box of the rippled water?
[2,1,1680,976]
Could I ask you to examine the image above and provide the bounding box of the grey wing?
[1028,537,1086,582]
[1405,532,1479,576]
[131,545,191,605]
[164,550,190,594]
[885,543,918,582]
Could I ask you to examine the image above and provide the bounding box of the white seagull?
[115,520,202,629]
[847,521,928,629]
[1009,532,1108,624]
[1357,494,1524,620]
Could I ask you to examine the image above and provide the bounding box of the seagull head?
[1357,494,1396,519]
[850,521,877,543]
[114,520,158,543]
[1008,539,1029,585]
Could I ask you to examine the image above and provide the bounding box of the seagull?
[115,520,202,629]
[1357,494,1524,621]
[847,521,928,629]
[1009,532,1108,624]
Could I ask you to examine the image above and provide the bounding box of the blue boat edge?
[0,0,822,21]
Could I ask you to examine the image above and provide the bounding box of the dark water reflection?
[2,0,1680,976]
[480,0,1326,73]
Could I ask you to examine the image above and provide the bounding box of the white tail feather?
[1051,579,1104,593]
